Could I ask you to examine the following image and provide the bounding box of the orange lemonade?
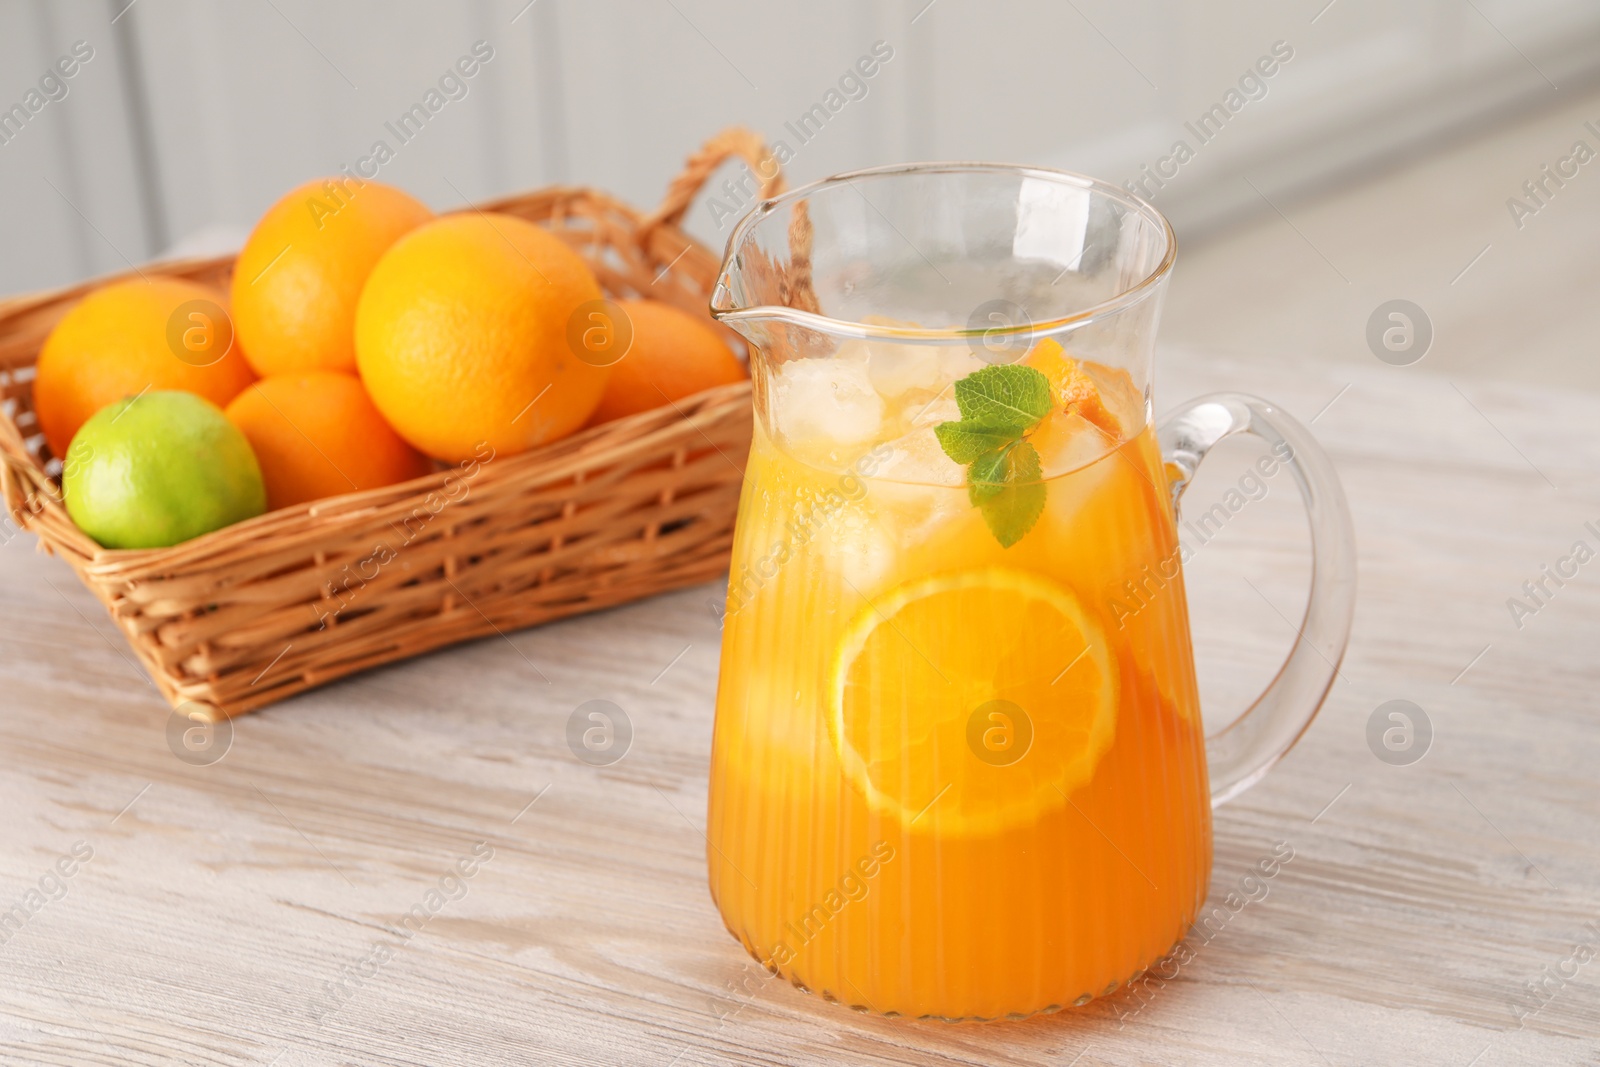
[707,339,1211,1020]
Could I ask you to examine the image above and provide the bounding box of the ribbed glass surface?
[707,421,1211,1021]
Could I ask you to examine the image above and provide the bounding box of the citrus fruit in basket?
[62,390,266,549]
[231,178,433,377]
[355,213,608,462]
[34,277,257,458]
[225,371,433,510]
[586,299,746,425]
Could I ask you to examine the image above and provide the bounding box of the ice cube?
[903,392,961,430]
[771,358,885,448]
[1043,435,1115,527]
[867,447,969,549]
[866,341,932,399]
[864,341,987,401]
[938,347,986,382]
[872,421,966,488]
[824,508,895,590]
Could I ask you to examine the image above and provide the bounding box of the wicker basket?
[0,128,781,720]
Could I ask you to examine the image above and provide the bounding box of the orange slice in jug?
[828,567,1118,837]
[1025,337,1123,438]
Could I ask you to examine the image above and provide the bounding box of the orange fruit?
[231,178,432,377]
[224,371,432,510]
[34,277,257,458]
[355,213,608,462]
[1024,337,1122,438]
[829,567,1117,836]
[587,299,746,425]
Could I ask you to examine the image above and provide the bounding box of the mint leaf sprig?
[933,364,1053,548]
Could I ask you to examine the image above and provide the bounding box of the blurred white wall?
[0,0,1596,296]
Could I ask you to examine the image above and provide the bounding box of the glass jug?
[705,163,1355,1020]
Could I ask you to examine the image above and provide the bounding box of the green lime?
[62,390,267,549]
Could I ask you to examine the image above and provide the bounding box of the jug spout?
[711,200,836,363]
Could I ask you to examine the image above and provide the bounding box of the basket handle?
[640,127,786,238]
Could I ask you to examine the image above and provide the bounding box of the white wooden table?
[2,348,1597,1066]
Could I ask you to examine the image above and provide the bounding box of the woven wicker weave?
[0,128,780,720]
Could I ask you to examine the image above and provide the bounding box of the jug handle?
[1156,393,1356,806]
[639,126,787,238]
